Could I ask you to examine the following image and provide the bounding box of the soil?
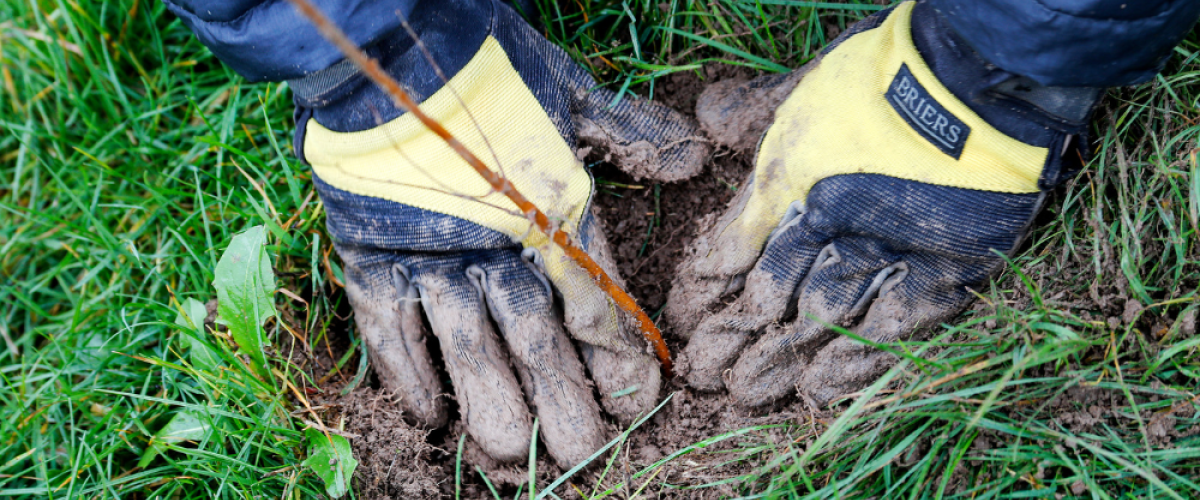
[296,66,827,499]
[592,65,756,314]
[324,388,443,498]
[295,67,1198,499]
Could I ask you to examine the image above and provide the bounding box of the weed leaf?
[174,297,221,371]
[213,226,276,375]
[302,428,358,498]
[137,409,211,468]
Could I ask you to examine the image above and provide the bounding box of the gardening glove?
[292,0,707,467]
[665,1,1099,407]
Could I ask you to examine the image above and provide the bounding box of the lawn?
[2,0,1199,498]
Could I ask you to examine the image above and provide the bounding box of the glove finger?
[797,253,987,406]
[694,69,809,154]
[338,244,447,427]
[665,178,764,338]
[573,84,709,183]
[409,258,533,463]
[562,215,662,424]
[466,251,606,468]
[682,204,827,391]
[665,69,824,337]
[727,238,903,407]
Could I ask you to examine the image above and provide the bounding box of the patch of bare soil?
[577,66,831,498]
[592,66,754,314]
[299,69,1197,499]
[324,388,442,498]
[293,66,817,499]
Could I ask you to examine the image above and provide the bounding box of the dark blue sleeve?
[162,0,418,82]
[929,0,1200,87]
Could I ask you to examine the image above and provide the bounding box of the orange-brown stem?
[285,0,673,376]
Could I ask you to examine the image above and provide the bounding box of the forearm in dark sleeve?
[929,0,1200,87]
[162,0,418,82]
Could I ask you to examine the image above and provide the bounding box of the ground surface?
[307,65,1200,499]
[3,0,1200,499]
[310,67,776,499]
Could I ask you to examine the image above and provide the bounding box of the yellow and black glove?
[665,1,1096,407]
[294,0,706,466]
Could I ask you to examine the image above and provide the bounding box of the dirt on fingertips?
[590,66,755,316]
[308,65,1198,499]
[298,66,806,500]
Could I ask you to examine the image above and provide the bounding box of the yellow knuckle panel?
[304,36,592,249]
[304,36,623,341]
[732,1,1048,256]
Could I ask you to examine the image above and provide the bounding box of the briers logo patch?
[887,64,970,159]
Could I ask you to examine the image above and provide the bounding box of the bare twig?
[285,0,673,375]
[397,14,511,182]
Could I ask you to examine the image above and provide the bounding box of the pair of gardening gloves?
[296,0,1097,467]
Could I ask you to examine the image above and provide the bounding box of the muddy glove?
[293,0,706,466]
[665,1,1098,407]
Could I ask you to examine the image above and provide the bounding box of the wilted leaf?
[175,297,220,371]
[301,428,358,498]
[138,409,211,468]
[89,402,111,417]
[212,226,276,374]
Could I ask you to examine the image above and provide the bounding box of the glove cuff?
[911,2,1100,137]
[293,0,493,131]
[910,1,1098,188]
[927,0,1200,87]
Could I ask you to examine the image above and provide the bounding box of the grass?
[2,0,1198,498]
[1,0,339,496]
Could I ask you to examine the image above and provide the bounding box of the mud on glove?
[665,1,1097,407]
[294,0,707,466]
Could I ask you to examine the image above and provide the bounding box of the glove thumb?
[572,83,709,182]
[694,69,807,155]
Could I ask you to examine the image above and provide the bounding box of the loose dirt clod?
[315,69,766,498]
[320,388,442,500]
[311,66,1198,499]
[591,70,755,322]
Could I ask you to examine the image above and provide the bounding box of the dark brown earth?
[297,66,831,499]
[296,68,1196,499]
[592,65,755,315]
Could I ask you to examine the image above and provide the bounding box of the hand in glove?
[294,0,706,466]
[665,1,1096,407]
